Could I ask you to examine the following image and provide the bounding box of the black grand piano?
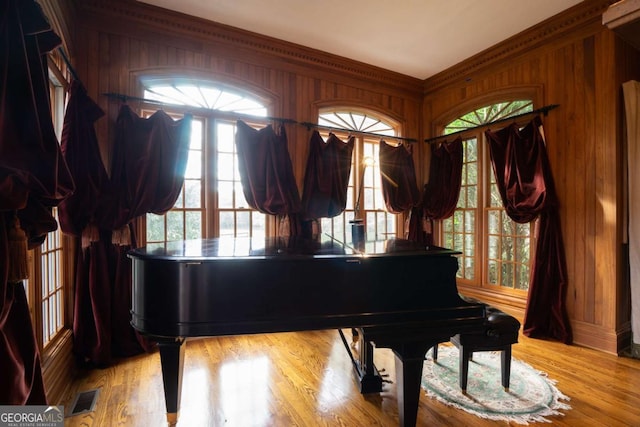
[128,235,485,426]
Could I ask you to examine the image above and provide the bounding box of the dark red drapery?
[485,116,572,344]
[235,121,302,235]
[378,140,420,214]
[58,80,107,237]
[1,0,74,404]
[108,106,193,223]
[407,138,463,244]
[63,104,192,365]
[301,131,355,220]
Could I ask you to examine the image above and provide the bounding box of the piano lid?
[128,234,460,261]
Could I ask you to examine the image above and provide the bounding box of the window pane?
[186,211,202,239]
[39,208,64,346]
[453,211,463,232]
[363,188,374,210]
[466,139,477,162]
[251,212,265,238]
[235,181,248,209]
[147,213,165,242]
[464,257,474,280]
[516,264,530,290]
[218,153,235,181]
[184,180,201,208]
[185,151,202,179]
[464,211,474,233]
[235,211,250,237]
[167,211,185,241]
[488,211,499,234]
[457,187,467,208]
[501,263,514,288]
[190,119,203,150]
[488,235,499,258]
[218,123,235,152]
[219,211,235,237]
[488,260,498,284]
[218,181,234,208]
[467,184,477,209]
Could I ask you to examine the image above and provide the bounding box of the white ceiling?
[138,0,584,80]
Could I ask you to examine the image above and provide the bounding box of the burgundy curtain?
[1,0,74,404]
[235,120,302,235]
[108,106,193,222]
[485,116,572,344]
[378,140,420,214]
[407,138,463,244]
[64,104,192,366]
[301,131,355,220]
[57,81,111,365]
[58,80,107,236]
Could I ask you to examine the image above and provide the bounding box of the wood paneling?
[423,1,640,353]
[71,0,640,356]
[43,0,640,374]
[73,0,424,188]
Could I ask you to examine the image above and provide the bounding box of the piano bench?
[433,303,520,393]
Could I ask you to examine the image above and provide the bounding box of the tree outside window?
[441,100,535,293]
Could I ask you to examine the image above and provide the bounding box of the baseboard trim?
[41,328,75,405]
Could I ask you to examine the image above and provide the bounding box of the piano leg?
[392,342,435,427]
[158,338,185,425]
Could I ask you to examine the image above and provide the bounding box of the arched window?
[141,79,270,243]
[318,109,399,239]
[143,80,267,116]
[440,100,535,293]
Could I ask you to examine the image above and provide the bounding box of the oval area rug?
[421,345,571,424]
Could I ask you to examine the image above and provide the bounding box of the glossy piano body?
[129,235,485,426]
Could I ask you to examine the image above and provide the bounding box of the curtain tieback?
[112,225,131,246]
[7,212,29,282]
[81,223,101,249]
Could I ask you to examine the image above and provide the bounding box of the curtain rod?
[102,92,417,144]
[57,47,80,83]
[424,104,559,144]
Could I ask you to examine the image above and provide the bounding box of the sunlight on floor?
[317,337,356,411]
[218,356,270,426]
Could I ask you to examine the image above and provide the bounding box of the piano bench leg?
[501,346,512,390]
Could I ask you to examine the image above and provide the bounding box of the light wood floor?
[60,329,640,426]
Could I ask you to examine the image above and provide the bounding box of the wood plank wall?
[73,0,424,188]
[423,1,640,354]
[51,0,638,366]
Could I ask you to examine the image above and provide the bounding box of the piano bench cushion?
[452,306,520,348]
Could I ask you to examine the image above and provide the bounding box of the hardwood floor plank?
[61,330,640,426]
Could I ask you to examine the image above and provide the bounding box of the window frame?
[316,108,403,241]
[24,57,74,357]
[435,92,540,299]
[137,80,278,245]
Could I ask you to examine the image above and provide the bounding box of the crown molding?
[77,0,423,96]
[423,0,616,94]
